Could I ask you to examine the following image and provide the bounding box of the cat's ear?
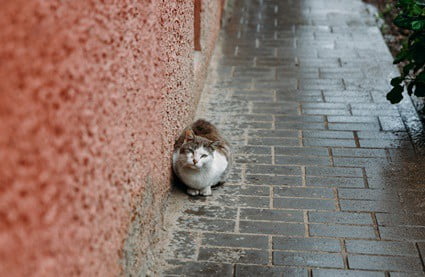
[184,129,195,143]
[209,141,221,149]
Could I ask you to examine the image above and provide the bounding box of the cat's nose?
[193,159,198,165]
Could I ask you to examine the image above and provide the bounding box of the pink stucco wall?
[0,1,222,276]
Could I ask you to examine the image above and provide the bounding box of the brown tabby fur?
[174,119,231,161]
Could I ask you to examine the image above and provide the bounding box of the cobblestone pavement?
[160,0,425,276]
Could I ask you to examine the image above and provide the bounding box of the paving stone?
[208,195,270,208]
[246,165,301,175]
[236,121,274,129]
[273,187,334,199]
[198,247,269,265]
[239,221,305,235]
[273,251,344,268]
[328,116,378,123]
[235,265,308,277]
[275,115,324,122]
[234,154,272,164]
[217,185,270,197]
[245,175,303,186]
[252,102,299,111]
[309,224,377,239]
[345,240,418,256]
[176,216,235,232]
[306,176,365,188]
[302,102,348,109]
[357,131,409,140]
[234,67,275,78]
[215,80,253,89]
[328,123,381,131]
[240,208,304,222]
[202,233,269,249]
[274,197,336,210]
[323,91,371,98]
[303,109,350,115]
[334,157,389,167]
[235,146,271,155]
[379,116,406,131]
[375,213,425,227]
[167,231,198,259]
[303,130,354,139]
[275,155,331,166]
[379,226,425,241]
[183,205,237,219]
[332,148,387,157]
[275,122,326,129]
[312,269,385,277]
[367,177,422,190]
[273,237,341,252]
[309,211,373,225]
[254,80,298,90]
[348,255,423,272]
[389,272,425,277]
[303,138,356,147]
[276,94,324,102]
[223,113,272,122]
[275,146,329,156]
[231,94,274,102]
[248,129,299,138]
[359,139,412,149]
[338,189,399,201]
[306,167,363,177]
[248,137,300,146]
[164,260,233,277]
[298,80,344,91]
[340,199,402,213]
[298,60,342,69]
[325,96,372,103]
[350,103,398,111]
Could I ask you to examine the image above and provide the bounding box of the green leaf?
[386,85,404,104]
[411,45,425,64]
[411,4,423,16]
[391,77,404,86]
[414,63,425,72]
[403,63,415,75]
[416,71,425,82]
[394,49,409,64]
[389,0,425,104]
[414,82,425,97]
[412,20,425,30]
[394,15,413,29]
[412,3,425,15]
[398,0,412,8]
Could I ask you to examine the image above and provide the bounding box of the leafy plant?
[388,0,425,104]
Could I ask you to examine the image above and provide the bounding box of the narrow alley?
[159,0,425,276]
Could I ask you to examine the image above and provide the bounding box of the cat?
[172,119,232,196]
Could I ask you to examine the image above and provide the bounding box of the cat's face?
[179,144,214,169]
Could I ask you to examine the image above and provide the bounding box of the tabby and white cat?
[172,119,231,196]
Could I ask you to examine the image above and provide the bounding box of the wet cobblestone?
[160,0,425,275]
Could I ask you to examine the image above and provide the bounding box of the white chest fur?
[173,150,228,190]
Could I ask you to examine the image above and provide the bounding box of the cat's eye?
[201,154,208,158]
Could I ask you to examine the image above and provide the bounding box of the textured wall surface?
[0,0,222,276]
[194,0,223,103]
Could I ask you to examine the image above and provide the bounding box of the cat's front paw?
[200,186,212,196]
[187,188,200,196]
